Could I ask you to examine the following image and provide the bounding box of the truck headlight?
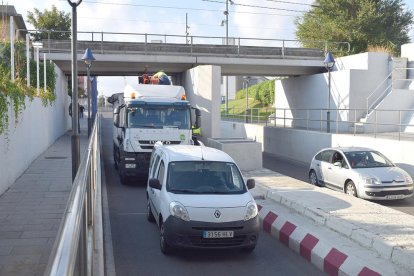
[244,201,258,221]
[170,202,189,221]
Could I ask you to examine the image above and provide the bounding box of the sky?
[8,0,414,96]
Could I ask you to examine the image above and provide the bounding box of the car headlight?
[403,173,413,184]
[244,201,258,221]
[169,201,189,221]
[362,176,381,185]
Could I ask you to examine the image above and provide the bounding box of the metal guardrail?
[221,107,414,141]
[44,115,103,276]
[18,29,350,58]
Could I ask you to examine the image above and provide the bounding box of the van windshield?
[127,105,191,129]
[167,161,247,194]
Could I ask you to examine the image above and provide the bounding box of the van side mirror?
[113,113,119,127]
[148,178,162,190]
[246,179,255,189]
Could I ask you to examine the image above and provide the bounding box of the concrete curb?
[257,204,382,276]
[254,183,414,273]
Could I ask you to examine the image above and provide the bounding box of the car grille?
[365,189,413,197]
[192,226,243,231]
[188,235,247,247]
[381,180,405,184]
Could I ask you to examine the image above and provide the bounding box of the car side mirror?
[148,178,162,190]
[333,161,342,167]
[246,179,255,189]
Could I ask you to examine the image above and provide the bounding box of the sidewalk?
[0,119,88,276]
[245,168,414,275]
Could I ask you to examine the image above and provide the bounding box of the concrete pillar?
[183,65,221,141]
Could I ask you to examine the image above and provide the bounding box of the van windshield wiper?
[169,188,197,194]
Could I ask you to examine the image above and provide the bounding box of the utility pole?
[185,13,190,44]
[224,0,230,112]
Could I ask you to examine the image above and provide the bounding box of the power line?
[77,0,302,16]
[202,0,307,13]
[265,0,318,7]
[79,16,293,31]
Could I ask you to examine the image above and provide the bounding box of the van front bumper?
[163,216,259,250]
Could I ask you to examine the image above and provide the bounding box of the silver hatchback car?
[309,147,414,200]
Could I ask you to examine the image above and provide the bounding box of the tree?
[295,0,413,55]
[27,5,71,40]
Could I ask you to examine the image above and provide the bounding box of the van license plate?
[203,231,234,239]
[386,195,404,200]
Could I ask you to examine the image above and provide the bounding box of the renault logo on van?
[214,210,221,218]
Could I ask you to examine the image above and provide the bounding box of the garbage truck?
[107,83,201,183]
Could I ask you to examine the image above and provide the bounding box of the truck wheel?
[114,158,119,170]
[113,145,119,170]
[119,171,128,185]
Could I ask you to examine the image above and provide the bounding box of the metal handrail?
[44,115,102,276]
[221,107,414,141]
[366,67,414,114]
[18,29,350,55]
[366,71,393,114]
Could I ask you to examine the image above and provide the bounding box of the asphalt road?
[262,152,414,216]
[100,112,323,276]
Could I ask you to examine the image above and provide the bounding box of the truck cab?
[108,84,200,183]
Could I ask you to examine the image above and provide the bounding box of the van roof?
[157,145,235,163]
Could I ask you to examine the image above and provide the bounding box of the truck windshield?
[127,105,191,129]
[166,161,247,194]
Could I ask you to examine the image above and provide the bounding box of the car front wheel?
[160,222,172,254]
[345,181,358,197]
[309,170,319,186]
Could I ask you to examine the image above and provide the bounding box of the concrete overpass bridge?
[35,31,349,77]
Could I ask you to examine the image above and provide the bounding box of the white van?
[146,143,259,254]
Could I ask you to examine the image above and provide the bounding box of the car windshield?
[167,161,247,194]
[344,150,394,169]
[127,105,191,129]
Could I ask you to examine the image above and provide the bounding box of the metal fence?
[221,107,414,141]
[44,115,103,276]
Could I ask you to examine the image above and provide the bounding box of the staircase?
[352,58,414,133]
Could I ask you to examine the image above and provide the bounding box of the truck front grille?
[138,140,181,150]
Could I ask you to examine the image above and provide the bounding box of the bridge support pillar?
[182,65,221,142]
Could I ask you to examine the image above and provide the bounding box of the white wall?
[275,52,390,132]
[220,120,414,177]
[0,65,70,195]
[183,65,221,141]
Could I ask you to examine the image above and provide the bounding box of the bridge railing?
[20,30,350,58]
[221,107,414,141]
[44,115,103,276]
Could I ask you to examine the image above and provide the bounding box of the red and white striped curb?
[257,204,382,276]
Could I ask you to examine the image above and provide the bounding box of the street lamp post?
[324,51,335,133]
[68,0,82,181]
[82,48,95,137]
[32,42,43,95]
[244,77,250,123]
[223,0,233,113]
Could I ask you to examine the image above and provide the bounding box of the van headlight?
[244,201,258,221]
[362,176,381,185]
[170,202,189,221]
